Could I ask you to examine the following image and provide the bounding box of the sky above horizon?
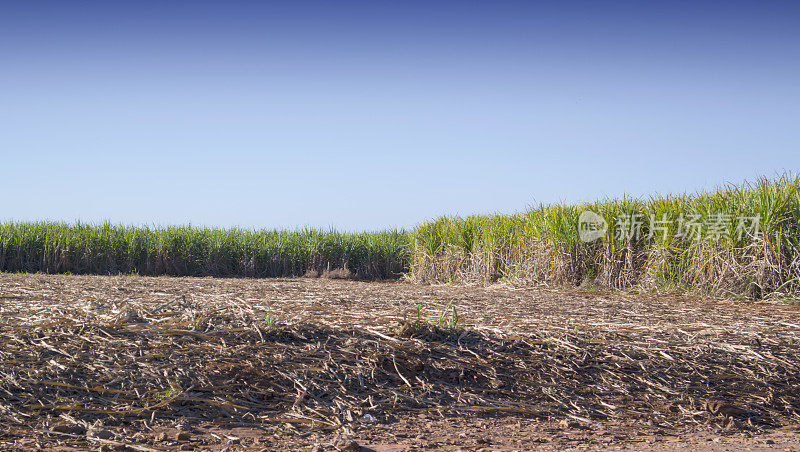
[2,1,799,231]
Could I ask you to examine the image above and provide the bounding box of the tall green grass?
[410,175,800,298]
[2,176,798,298]
[0,224,410,279]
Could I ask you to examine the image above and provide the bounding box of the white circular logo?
[578,210,607,242]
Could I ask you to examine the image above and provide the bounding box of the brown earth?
[0,273,799,451]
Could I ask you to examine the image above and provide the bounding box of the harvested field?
[1,273,800,451]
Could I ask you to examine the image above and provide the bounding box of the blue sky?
[2,1,798,230]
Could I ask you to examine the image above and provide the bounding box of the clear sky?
[2,1,798,231]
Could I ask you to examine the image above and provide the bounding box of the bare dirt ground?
[1,272,799,451]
